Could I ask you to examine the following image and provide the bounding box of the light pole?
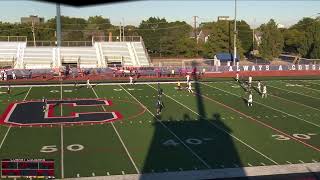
[233,0,237,66]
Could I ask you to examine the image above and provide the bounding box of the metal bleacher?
[23,47,53,69]
[0,36,151,69]
[60,47,99,68]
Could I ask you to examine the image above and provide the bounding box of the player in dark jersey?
[156,97,164,116]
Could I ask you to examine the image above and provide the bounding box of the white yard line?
[0,87,32,150]
[204,83,320,128]
[60,84,65,179]
[268,84,320,100]
[91,87,140,174]
[147,84,278,165]
[269,93,320,113]
[119,85,211,169]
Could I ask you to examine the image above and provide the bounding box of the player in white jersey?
[235,72,239,82]
[257,80,261,93]
[86,78,91,88]
[187,82,193,93]
[12,71,16,80]
[186,74,190,83]
[3,72,7,81]
[248,75,252,84]
[248,93,253,107]
[262,85,267,98]
[129,76,133,85]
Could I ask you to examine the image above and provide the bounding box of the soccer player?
[3,71,7,81]
[177,82,181,91]
[187,82,193,93]
[86,78,91,88]
[156,97,164,116]
[42,97,47,112]
[235,72,239,82]
[262,85,267,98]
[7,85,11,94]
[248,75,252,87]
[257,80,261,93]
[186,74,190,83]
[12,71,16,80]
[171,69,175,77]
[157,83,163,97]
[129,76,133,85]
[248,92,253,107]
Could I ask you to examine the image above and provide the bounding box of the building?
[218,16,230,21]
[21,15,44,24]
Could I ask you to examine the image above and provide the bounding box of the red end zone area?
[0,99,124,127]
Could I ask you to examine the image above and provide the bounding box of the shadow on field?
[139,61,245,179]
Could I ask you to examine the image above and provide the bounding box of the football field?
[0,79,320,179]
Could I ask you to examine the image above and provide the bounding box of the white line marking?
[77,173,80,178]
[107,172,110,176]
[312,159,318,163]
[299,160,305,163]
[0,87,32,150]
[92,172,95,176]
[121,171,125,175]
[120,85,211,169]
[248,163,253,167]
[270,93,320,112]
[147,84,278,165]
[268,84,320,100]
[60,84,64,179]
[286,161,292,164]
[260,162,266,166]
[92,87,140,174]
[205,83,320,128]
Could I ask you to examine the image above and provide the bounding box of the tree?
[202,20,244,59]
[258,19,284,60]
[282,28,304,54]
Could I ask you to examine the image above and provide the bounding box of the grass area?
[0,79,319,179]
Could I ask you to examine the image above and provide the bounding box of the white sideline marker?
[260,163,266,166]
[286,161,292,164]
[233,164,239,167]
[92,88,140,174]
[299,160,305,163]
[312,159,318,163]
[121,171,125,175]
[107,172,110,176]
[92,172,95,176]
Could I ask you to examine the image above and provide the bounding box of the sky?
[0,0,319,28]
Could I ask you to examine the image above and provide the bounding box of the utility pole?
[119,22,122,42]
[193,16,199,40]
[233,0,237,66]
[31,21,36,47]
[252,18,256,52]
[122,18,125,41]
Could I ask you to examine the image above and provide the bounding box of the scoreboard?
[1,159,55,178]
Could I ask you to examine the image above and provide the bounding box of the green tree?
[202,20,244,59]
[258,19,284,60]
